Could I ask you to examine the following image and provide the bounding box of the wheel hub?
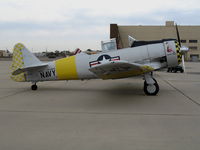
[147,84,156,93]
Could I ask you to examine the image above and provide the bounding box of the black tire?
[167,68,172,72]
[144,80,159,95]
[167,68,170,72]
[31,84,38,90]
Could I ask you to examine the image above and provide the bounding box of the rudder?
[10,43,26,82]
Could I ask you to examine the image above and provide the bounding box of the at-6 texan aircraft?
[10,26,186,95]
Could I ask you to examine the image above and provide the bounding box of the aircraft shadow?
[37,83,144,98]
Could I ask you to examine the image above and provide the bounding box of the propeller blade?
[182,55,186,72]
[175,24,181,47]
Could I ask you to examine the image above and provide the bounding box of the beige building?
[110,21,200,61]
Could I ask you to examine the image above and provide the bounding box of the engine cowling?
[163,40,182,67]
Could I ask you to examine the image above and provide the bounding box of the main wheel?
[31,84,38,90]
[144,80,159,95]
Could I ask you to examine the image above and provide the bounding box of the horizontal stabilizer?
[12,63,48,75]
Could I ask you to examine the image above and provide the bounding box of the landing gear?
[31,83,38,90]
[143,73,159,95]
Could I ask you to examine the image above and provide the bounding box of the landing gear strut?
[31,83,38,90]
[143,73,159,95]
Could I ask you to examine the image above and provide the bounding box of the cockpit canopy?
[131,39,176,47]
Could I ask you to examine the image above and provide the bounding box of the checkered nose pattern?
[10,43,26,82]
[175,41,182,64]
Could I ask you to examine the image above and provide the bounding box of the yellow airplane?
[10,37,184,96]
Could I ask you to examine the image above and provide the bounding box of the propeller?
[175,24,188,72]
[176,24,181,47]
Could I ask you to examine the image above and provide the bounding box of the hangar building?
[110,21,200,61]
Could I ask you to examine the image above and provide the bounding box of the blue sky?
[0,0,200,52]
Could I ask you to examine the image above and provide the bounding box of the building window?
[189,46,198,50]
[181,40,186,43]
[190,54,199,62]
[189,40,198,43]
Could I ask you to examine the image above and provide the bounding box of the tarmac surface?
[0,61,200,150]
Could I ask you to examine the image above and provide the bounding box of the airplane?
[10,26,186,95]
[72,48,82,55]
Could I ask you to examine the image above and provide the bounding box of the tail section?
[11,43,42,82]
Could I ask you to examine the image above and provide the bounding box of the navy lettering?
[52,70,55,76]
[46,71,51,77]
[40,69,56,79]
[40,72,45,78]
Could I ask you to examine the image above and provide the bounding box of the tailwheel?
[144,79,159,95]
[31,84,38,90]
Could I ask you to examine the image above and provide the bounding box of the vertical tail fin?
[11,43,26,82]
[10,43,42,82]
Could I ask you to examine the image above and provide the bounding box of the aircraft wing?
[89,60,154,79]
[12,63,48,75]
